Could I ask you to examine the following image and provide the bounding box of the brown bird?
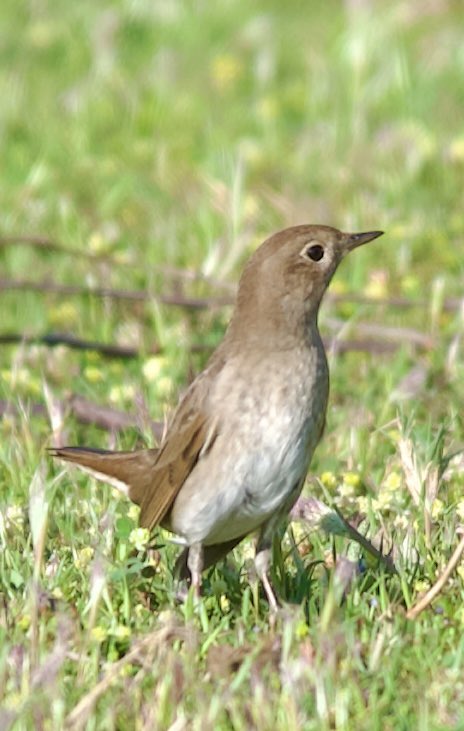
[50,224,383,609]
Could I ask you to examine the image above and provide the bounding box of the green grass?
[1,0,464,728]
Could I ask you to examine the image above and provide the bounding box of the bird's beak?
[344,230,384,253]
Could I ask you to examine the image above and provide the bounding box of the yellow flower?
[295,620,309,639]
[18,614,31,631]
[384,471,402,492]
[320,471,337,489]
[113,624,131,640]
[401,275,420,295]
[52,587,64,599]
[257,96,278,121]
[134,604,146,619]
[457,565,464,582]
[48,302,80,329]
[84,366,104,383]
[88,232,111,254]
[356,496,369,514]
[342,472,361,489]
[129,528,150,551]
[372,492,392,512]
[3,691,22,709]
[363,270,388,299]
[74,546,94,570]
[6,505,24,526]
[220,595,230,613]
[91,626,108,642]
[238,139,264,166]
[240,539,255,562]
[210,54,242,90]
[449,136,464,163]
[114,251,131,265]
[142,356,168,383]
[2,367,29,387]
[156,376,174,399]
[431,499,444,520]
[128,505,140,521]
[414,579,430,594]
[388,223,415,241]
[109,384,136,403]
[118,663,134,678]
[330,280,347,295]
[244,194,259,219]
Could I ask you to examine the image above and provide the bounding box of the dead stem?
[406,532,464,620]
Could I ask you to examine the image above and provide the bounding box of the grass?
[1,0,464,728]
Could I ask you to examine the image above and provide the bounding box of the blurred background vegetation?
[1,1,464,728]
[1,0,463,424]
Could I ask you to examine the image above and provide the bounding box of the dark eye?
[306,244,324,262]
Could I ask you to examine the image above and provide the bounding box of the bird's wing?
[51,359,224,530]
[51,400,217,530]
[137,359,227,529]
[138,392,218,530]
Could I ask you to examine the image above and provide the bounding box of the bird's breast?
[169,341,329,545]
[235,347,328,513]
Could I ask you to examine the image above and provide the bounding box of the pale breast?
[169,342,329,545]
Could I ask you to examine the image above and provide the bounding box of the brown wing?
[138,408,214,529]
[51,365,221,531]
[136,358,224,529]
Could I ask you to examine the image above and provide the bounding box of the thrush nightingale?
[50,224,383,609]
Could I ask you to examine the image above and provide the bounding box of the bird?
[50,224,383,609]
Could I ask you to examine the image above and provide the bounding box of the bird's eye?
[306,244,324,262]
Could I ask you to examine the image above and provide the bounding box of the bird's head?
[228,224,383,347]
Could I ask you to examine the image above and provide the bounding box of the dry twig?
[2,276,462,323]
[329,292,463,312]
[0,277,232,309]
[0,235,236,290]
[0,235,100,258]
[406,532,464,620]
[325,317,435,350]
[0,395,164,437]
[0,329,401,359]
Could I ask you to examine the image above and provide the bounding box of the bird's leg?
[187,542,204,598]
[255,513,285,613]
[255,479,305,613]
[175,536,245,580]
[254,541,279,613]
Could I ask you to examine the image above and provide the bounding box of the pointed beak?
[344,230,384,253]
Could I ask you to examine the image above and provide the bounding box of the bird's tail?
[49,446,158,508]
